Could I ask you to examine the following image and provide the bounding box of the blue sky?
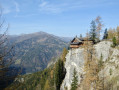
[0,0,119,37]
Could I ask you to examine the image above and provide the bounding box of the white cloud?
[38,0,117,14]
[0,0,20,14]
[39,1,64,14]
[38,0,92,14]
[14,13,38,18]
[14,1,20,12]
[39,1,48,7]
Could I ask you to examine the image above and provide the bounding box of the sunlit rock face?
[61,48,85,90]
[61,41,115,90]
[94,41,112,62]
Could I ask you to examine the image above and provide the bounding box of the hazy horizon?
[8,31,73,37]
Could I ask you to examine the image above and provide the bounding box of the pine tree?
[112,37,117,47]
[97,54,105,90]
[80,34,83,39]
[109,68,112,75]
[103,28,108,40]
[98,53,104,71]
[89,20,97,42]
[55,59,65,90]
[71,68,78,90]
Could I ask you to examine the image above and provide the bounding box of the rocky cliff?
[61,41,119,90]
[61,48,85,90]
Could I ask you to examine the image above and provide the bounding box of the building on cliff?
[70,36,94,48]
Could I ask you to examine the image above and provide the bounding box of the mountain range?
[9,31,70,74]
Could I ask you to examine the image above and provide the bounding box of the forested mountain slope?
[9,32,68,74]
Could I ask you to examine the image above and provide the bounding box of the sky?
[0,0,119,37]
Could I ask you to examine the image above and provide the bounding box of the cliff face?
[61,41,119,90]
[61,48,85,90]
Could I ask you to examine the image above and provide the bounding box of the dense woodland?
[4,48,68,90]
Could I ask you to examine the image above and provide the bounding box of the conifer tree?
[71,68,78,90]
[103,28,108,40]
[112,37,117,47]
[97,54,105,90]
[109,68,112,76]
[89,20,97,42]
[55,59,65,90]
[98,54,104,71]
[80,34,83,39]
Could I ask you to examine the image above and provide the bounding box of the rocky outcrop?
[61,41,119,90]
[61,48,85,90]
[94,41,112,61]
